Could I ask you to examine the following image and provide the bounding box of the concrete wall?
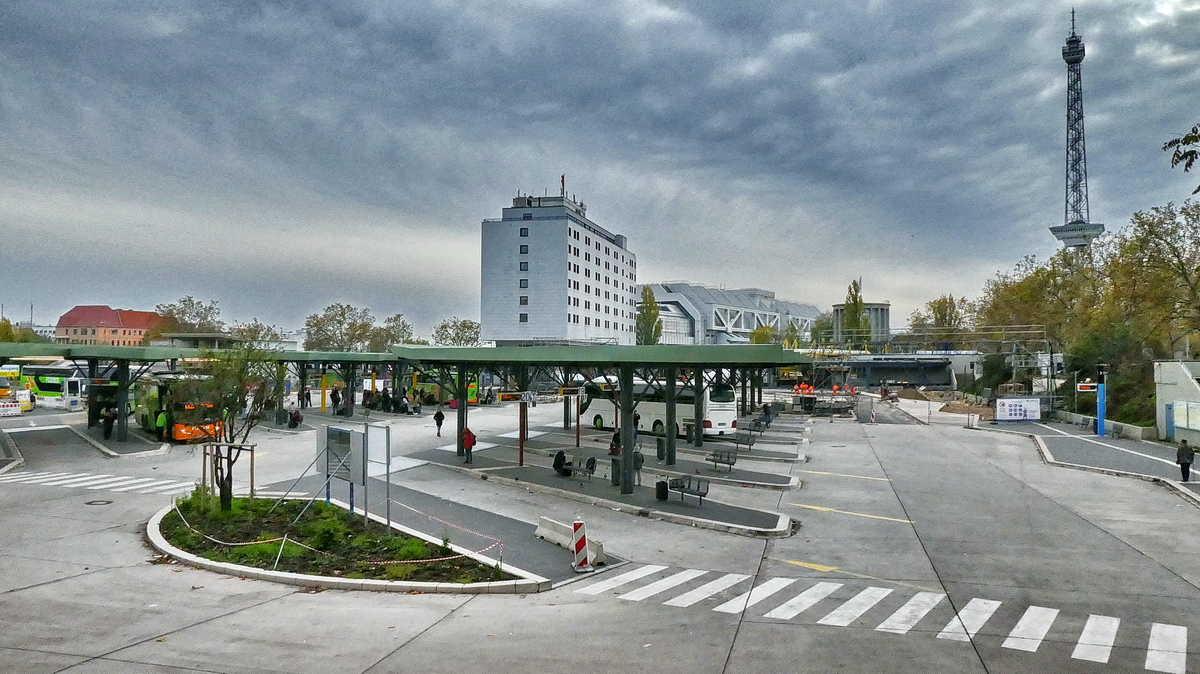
[1154,361,1200,443]
[1053,410,1157,441]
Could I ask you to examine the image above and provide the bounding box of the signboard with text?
[995,397,1041,422]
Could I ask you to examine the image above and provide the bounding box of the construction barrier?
[572,519,594,573]
[0,402,21,417]
[533,516,606,565]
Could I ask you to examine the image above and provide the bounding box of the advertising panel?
[995,397,1041,421]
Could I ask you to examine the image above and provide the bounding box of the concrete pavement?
[2,396,1199,673]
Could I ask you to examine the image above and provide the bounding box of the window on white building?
[519,314,528,322]
[520,227,529,235]
[520,296,529,305]
[519,279,528,288]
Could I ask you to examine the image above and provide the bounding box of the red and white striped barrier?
[572,519,594,573]
[0,402,21,417]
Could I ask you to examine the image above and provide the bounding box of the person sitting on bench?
[553,450,573,476]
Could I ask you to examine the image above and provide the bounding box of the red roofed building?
[55,305,162,346]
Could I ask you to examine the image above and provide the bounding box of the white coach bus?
[580,377,739,438]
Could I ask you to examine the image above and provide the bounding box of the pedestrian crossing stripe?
[0,470,196,495]
[575,565,1189,670]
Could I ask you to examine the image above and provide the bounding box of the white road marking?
[1,472,91,484]
[875,592,945,634]
[663,573,750,607]
[575,565,667,596]
[713,577,797,614]
[1145,623,1187,674]
[619,569,708,602]
[763,582,843,620]
[111,479,178,493]
[496,430,548,439]
[435,442,497,452]
[137,480,195,494]
[1002,606,1060,652]
[937,598,1002,642]
[1071,614,1120,663]
[87,477,157,490]
[36,474,114,487]
[817,586,893,626]
[0,471,59,482]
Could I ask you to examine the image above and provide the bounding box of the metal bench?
[732,431,756,451]
[747,419,766,435]
[667,476,710,505]
[572,454,596,481]
[705,448,737,472]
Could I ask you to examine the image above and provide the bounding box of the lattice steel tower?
[1050,10,1104,247]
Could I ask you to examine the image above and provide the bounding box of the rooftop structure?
[640,283,822,345]
[55,305,161,346]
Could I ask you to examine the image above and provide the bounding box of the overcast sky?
[2,0,1198,338]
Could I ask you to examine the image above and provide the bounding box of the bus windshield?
[709,383,736,403]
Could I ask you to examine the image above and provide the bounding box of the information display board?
[995,397,1041,421]
[318,425,365,485]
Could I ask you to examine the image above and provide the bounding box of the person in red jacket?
[462,427,476,464]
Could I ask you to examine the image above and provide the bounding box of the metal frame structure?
[1050,10,1104,248]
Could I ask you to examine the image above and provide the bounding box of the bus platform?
[408,443,793,537]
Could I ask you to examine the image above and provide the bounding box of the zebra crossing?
[575,564,1190,673]
[0,469,196,496]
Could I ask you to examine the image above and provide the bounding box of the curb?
[146,500,553,594]
[441,464,794,538]
[973,425,1200,511]
[0,430,25,475]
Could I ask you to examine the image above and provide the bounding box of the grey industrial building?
[639,283,822,345]
[831,301,891,344]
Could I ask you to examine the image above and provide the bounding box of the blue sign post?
[1096,364,1107,437]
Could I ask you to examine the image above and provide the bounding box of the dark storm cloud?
[1,0,1198,333]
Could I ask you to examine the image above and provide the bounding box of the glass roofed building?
[638,283,822,345]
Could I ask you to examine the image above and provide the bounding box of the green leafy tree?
[145,296,225,343]
[1164,123,1200,195]
[809,312,834,345]
[908,295,973,348]
[368,314,417,351]
[635,286,663,345]
[431,317,481,346]
[781,323,801,348]
[841,279,869,348]
[749,325,778,344]
[0,318,14,342]
[304,304,375,352]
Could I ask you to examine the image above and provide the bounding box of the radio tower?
[1050,10,1104,247]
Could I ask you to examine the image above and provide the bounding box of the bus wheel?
[593,415,604,430]
[652,420,665,436]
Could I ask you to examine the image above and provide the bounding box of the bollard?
[572,519,594,573]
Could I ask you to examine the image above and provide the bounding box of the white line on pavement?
[1071,614,1120,663]
[663,573,750,608]
[763,582,843,621]
[1034,423,1178,468]
[87,477,157,490]
[36,474,114,487]
[938,598,1001,642]
[1145,623,1187,674]
[575,565,667,596]
[619,569,708,602]
[816,587,893,627]
[1002,606,1060,652]
[875,592,945,635]
[713,577,797,614]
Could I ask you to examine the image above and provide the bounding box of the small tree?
[749,325,777,344]
[368,314,417,351]
[196,324,283,511]
[432,317,481,346]
[809,312,834,346]
[144,296,225,343]
[635,286,663,345]
[841,280,869,348]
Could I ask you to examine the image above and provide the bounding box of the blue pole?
[1096,382,1106,436]
[325,480,330,505]
[349,482,354,513]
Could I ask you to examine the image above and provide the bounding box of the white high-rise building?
[481,194,636,345]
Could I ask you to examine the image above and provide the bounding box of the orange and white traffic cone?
[572,519,594,573]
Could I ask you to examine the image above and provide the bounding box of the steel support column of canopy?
[115,359,130,442]
[619,364,636,494]
[664,365,677,466]
[692,368,704,449]
[456,363,469,457]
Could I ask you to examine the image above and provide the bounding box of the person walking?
[330,387,341,413]
[462,426,476,464]
[433,407,445,437]
[101,407,116,440]
[1178,439,1194,482]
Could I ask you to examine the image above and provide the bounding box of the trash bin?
[611,458,620,485]
[656,437,665,461]
[655,480,669,501]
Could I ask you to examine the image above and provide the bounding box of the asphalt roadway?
[1,394,1199,673]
